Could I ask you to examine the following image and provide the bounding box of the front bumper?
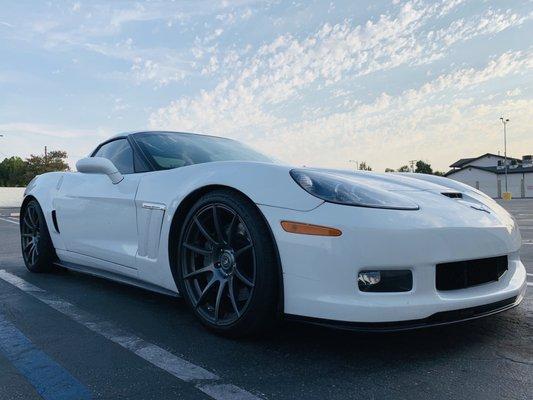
[259,199,526,325]
[285,293,525,332]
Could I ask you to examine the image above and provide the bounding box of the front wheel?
[176,190,278,337]
[21,200,56,273]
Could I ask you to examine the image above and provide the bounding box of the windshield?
[132,132,274,170]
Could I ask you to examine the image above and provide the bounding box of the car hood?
[302,167,515,230]
[305,168,455,193]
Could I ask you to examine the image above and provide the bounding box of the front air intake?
[436,256,508,291]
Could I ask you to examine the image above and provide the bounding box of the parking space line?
[0,217,19,225]
[0,312,92,400]
[0,270,261,400]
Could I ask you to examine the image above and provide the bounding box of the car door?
[54,138,141,276]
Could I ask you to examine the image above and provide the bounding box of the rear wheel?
[21,200,56,273]
[176,190,278,337]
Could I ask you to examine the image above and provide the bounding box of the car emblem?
[470,204,490,213]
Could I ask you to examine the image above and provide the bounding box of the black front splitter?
[284,294,522,333]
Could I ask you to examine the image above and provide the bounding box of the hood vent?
[442,192,462,199]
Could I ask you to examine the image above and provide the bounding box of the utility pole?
[349,159,359,171]
[409,160,417,173]
[44,146,48,166]
[500,117,510,192]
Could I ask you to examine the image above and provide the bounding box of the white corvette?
[21,131,527,336]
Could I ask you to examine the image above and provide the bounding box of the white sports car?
[21,131,527,336]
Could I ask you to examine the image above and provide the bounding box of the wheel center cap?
[219,251,235,272]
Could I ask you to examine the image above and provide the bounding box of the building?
[445,153,533,198]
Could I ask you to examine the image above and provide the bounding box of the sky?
[0,0,532,173]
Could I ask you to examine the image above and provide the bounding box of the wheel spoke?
[183,242,211,256]
[194,217,217,245]
[195,277,217,308]
[28,207,38,228]
[21,233,33,238]
[23,241,33,253]
[234,268,253,287]
[212,206,225,244]
[235,243,253,258]
[30,246,36,265]
[228,276,240,317]
[184,265,213,280]
[226,214,237,245]
[214,280,227,321]
[24,215,34,230]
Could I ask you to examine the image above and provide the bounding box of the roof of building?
[445,164,533,177]
[449,157,475,168]
[449,153,522,168]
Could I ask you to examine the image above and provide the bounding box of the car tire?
[21,199,57,273]
[176,189,278,337]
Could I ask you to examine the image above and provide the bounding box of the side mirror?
[76,157,124,184]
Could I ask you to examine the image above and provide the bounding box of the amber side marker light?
[280,221,342,236]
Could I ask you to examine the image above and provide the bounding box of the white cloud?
[150,0,522,132]
[506,88,522,97]
[150,49,533,171]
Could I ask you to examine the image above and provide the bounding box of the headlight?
[290,169,419,210]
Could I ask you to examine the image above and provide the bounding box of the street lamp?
[500,117,510,192]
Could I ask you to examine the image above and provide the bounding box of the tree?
[397,165,410,172]
[434,171,445,176]
[0,149,70,187]
[358,161,372,171]
[24,150,69,182]
[0,156,27,186]
[415,160,433,174]
[384,168,395,172]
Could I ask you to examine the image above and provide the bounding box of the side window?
[93,139,134,174]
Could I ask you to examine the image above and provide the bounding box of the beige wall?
[447,168,499,198]
[0,187,25,207]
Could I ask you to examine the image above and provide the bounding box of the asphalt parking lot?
[0,201,532,400]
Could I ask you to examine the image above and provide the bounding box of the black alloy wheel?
[177,190,278,336]
[21,200,56,272]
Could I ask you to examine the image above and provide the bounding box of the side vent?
[51,210,60,233]
[442,192,462,199]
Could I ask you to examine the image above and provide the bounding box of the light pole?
[500,117,510,192]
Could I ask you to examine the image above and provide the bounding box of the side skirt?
[54,260,180,298]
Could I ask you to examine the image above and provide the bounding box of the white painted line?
[0,270,261,400]
[0,217,19,225]
[10,213,20,217]
[528,283,533,287]
[527,273,533,277]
